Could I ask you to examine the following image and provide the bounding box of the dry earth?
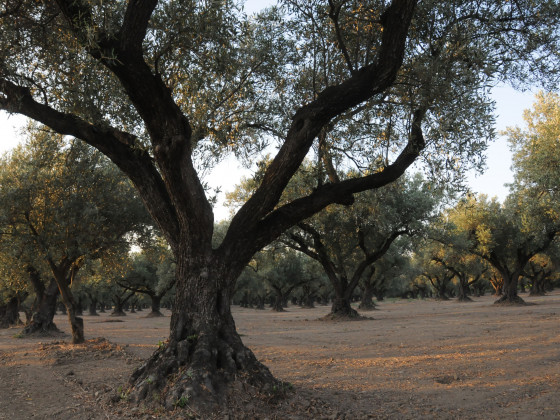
[0,291,559,419]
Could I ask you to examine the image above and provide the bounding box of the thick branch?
[0,78,180,248]
[347,229,407,295]
[227,0,417,238]
[53,0,213,248]
[223,107,426,262]
[120,0,158,52]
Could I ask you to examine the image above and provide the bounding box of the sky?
[0,1,539,220]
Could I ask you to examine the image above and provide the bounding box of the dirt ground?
[0,291,559,419]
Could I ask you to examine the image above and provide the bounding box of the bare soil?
[1,291,559,419]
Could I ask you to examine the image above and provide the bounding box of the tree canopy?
[0,126,151,341]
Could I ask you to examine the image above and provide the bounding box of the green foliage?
[0,125,151,268]
[507,92,560,216]
[174,395,190,408]
[0,126,152,324]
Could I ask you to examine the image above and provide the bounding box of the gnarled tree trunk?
[88,295,99,316]
[0,295,23,328]
[23,272,60,335]
[146,294,163,317]
[330,296,358,317]
[494,269,524,304]
[127,260,279,410]
[359,283,376,310]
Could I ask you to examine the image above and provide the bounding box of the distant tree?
[426,230,489,301]
[263,248,310,312]
[284,175,439,318]
[524,254,557,296]
[416,245,456,300]
[359,238,410,309]
[118,242,176,317]
[0,246,31,328]
[235,264,269,310]
[507,92,560,201]
[444,194,560,304]
[0,128,150,341]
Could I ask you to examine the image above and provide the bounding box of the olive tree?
[0,127,150,341]
[1,0,559,410]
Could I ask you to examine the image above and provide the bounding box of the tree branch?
[328,0,355,75]
[227,107,426,260]
[226,0,418,240]
[0,77,181,249]
[120,0,158,52]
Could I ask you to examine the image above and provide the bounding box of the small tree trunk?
[359,283,376,310]
[301,294,315,308]
[111,299,127,316]
[271,292,284,312]
[55,275,85,344]
[88,298,99,316]
[0,296,22,328]
[146,294,164,317]
[254,295,265,310]
[329,297,358,318]
[456,277,472,302]
[529,272,547,296]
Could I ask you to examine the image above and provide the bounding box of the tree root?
[144,311,165,318]
[122,332,284,415]
[493,295,526,305]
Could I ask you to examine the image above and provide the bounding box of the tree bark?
[529,271,548,296]
[56,276,85,344]
[127,260,279,409]
[23,274,60,335]
[494,269,524,304]
[146,295,164,317]
[271,293,285,312]
[329,297,359,318]
[111,290,135,316]
[88,297,99,316]
[456,276,473,302]
[359,283,376,310]
[0,296,23,328]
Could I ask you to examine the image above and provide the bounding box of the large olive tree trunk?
[0,0,418,411]
[23,270,60,335]
[128,258,278,409]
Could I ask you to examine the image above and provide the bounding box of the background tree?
[0,257,29,328]
[235,263,269,310]
[427,225,490,301]
[507,92,560,202]
[444,193,560,304]
[415,243,456,300]
[358,238,410,309]
[118,240,176,317]
[261,247,309,312]
[523,253,558,296]
[0,127,150,341]
[283,174,439,318]
[1,0,559,410]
